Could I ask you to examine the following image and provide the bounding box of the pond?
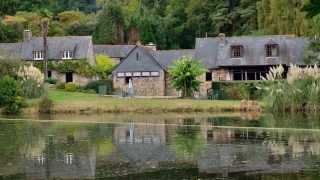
[0,113,320,179]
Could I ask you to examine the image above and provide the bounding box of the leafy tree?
[168,56,205,97]
[0,76,23,114]
[95,54,117,79]
[303,0,320,18]
[58,11,85,26]
[93,1,124,44]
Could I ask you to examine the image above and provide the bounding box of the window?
[117,72,125,77]
[62,50,73,59]
[142,72,150,77]
[151,72,160,77]
[266,44,279,57]
[33,51,43,60]
[133,72,141,77]
[206,72,212,81]
[136,52,140,61]
[231,45,244,58]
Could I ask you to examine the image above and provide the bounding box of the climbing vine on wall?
[33,60,96,77]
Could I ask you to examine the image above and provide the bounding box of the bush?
[65,82,79,92]
[211,81,268,100]
[21,79,44,98]
[38,95,53,114]
[45,78,58,84]
[56,82,66,89]
[0,76,23,114]
[85,80,113,94]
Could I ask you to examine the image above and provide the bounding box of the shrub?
[20,79,44,98]
[38,95,53,114]
[95,54,117,79]
[0,76,23,114]
[56,82,66,89]
[85,80,113,94]
[45,78,58,84]
[65,82,79,92]
[211,81,267,100]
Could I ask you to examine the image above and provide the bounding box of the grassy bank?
[25,90,243,114]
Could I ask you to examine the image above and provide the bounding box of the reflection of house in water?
[106,121,177,170]
[21,134,96,179]
[198,120,320,175]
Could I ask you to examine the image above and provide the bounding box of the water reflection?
[0,115,319,179]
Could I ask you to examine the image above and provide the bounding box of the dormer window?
[266,44,279,57]
[62,50,73,59]
[33,51,43,60]
[231,45,244,58]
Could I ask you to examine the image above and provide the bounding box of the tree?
[93,1,124,44]
[95,54,117,79]
[303,0,320,18]
[304,38,320,65]
[168,56,205,97]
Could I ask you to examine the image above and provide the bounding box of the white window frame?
[125,72,132,77]
[151,71,160,77]
[142,72,151,77]
[33,51,44,60]
[133,72,141,77]
[117,72,125,77]
[62,50,73,60]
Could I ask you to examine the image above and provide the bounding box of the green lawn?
[28,89,242,113]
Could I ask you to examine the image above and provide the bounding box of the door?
[66,72,73,83]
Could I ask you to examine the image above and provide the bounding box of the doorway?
[66,72,73,83]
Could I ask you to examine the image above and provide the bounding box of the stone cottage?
[0,30,97,86]
[112,35,306,97]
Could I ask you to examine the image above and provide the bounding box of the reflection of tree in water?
[169,118,204,160]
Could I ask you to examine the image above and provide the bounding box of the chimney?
[23,30,32,41]
[145,42,157,51]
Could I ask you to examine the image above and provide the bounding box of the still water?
[0,113,320,179]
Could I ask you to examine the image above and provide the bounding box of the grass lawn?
[27,89,243,114]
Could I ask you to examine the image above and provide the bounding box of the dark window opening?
[136,52,140,61]
[266,44,279,57]
[206,72,212,81]
[233,70,243,81]
[125,77,131,84]
[66,72,73,83]
[47,71,52,78]
[231,45,244,58]
[207,130,213,140]
[233,69,268,81]
[247,72,256,81]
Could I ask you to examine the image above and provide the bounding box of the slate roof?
[0,43,22,58]
[152,49,195,68]
[113,46,164,72]
[195,35,306,69]
[94,45,135,58]
[21,36,93,60]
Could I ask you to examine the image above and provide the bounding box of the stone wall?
[51,70,97,86]
[198,72,213,98]
[165,72,179,96]
[113,70,166,96]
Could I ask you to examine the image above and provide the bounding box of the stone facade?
[113,70,166,96]
[51,70,97,86]
[212,68,232,81]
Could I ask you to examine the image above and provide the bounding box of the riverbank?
[24,90,247,114]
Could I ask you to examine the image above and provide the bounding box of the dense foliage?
[0,76,23,114]
[1,0,319,49]
[168,56,205,97]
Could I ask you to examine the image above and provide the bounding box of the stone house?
[0,30,98,86]
[112,35,306,97]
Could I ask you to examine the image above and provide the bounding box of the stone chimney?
[23,30,32,41]
[144,42,157,51]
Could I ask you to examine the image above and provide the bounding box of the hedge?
[209,81,270,100]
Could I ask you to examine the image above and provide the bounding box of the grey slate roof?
[113,46,164,72]
[152,49,195,68]
[0,43,22,58]
[21,36,93,60]
[94,45,135,58]
[195,35,307,69]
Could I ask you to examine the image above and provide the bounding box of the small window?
[133,72,141,77]
[62,50,73,59]
[117,72,125,77]
[136,52,140,61]
[206,72,212,81]
[142,72,150,77]
[231,45,244,58]
[151,72,160,77]
[33,51,44,60]
[266,44,279,57]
